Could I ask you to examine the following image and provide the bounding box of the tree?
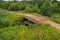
[38,1,53,17]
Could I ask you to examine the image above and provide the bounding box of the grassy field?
[0,24,60,40]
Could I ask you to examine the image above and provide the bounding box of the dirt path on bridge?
[22,14,60,30]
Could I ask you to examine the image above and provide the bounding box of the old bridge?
[22,14,47,26]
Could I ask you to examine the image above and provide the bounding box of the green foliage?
[0,11,23,28]
[0,11,12,27]
[0,18,12,27]
[0,1,38,12]
[39,24,60,40]
[24,2,38,13]
[51,17,60,24]
[0,24,60,40]
[0,2,26,11]
[0,11,10,18]
[38,2,52,17]
[7,2,26,11]
[50,13,60,24]
[0,1,60,17]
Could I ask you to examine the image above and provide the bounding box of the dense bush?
[0,11,23,28]
[38,2,52,17]
[0,18,12,27]
[0,11,12,27]
[0,2,26,11]
[0,1,38,12]
[0,1,60,17]
[0,11,10,18]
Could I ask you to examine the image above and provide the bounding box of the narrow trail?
[7,11,60,30]
[22,14,60,30]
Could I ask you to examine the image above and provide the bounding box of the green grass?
[51,13,60,24]
[51,17,60,24]
[0,24,60,40]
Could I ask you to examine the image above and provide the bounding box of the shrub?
[0,11,23,28]
[0,18,13,28]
